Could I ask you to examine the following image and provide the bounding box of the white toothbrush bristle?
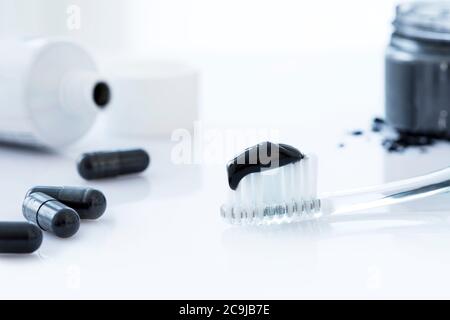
[221,154,321,225]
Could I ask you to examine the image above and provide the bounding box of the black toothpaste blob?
[227,142,304,191]
[26,186,107,220]
[0,222,43,254]
[23,192,80,238]
[77,149,150,180]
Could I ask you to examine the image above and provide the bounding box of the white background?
[1,0,399,55]
[2,0,450,299]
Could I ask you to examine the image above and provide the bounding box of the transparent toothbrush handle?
[321,167,450,216]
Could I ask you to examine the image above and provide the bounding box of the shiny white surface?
[1,54,450,299]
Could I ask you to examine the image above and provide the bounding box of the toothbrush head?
[221,142,321,225]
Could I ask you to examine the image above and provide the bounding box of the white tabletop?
[1,53,450,299]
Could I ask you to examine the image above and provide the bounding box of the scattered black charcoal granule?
[382,132,435,153]
[351,130,364,136]
[371,117,386,132]
[347,117,446,153]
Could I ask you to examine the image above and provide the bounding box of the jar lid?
[394,1,450,42]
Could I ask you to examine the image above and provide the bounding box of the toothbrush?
[220,142,450,225]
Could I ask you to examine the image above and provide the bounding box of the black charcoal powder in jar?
[386,2,450,139]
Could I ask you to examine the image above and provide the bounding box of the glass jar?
[386,1,450,138]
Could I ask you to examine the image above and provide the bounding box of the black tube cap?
[0,222,43,254]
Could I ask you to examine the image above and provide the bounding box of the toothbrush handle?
[321,167,450,215]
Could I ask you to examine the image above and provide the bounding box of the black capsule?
[23,192,80,238]
[0,222,43,254]
[26,186,107,220]
[77,149,150,180]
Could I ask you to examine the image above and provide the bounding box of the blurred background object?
[0,37,109,148]
[386,1,450,138]
[103,60,199,137]
[0,0,203,139]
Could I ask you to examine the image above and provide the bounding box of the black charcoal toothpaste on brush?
[221,142,450,225]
